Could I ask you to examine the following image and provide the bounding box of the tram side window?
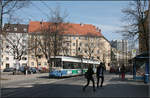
[70,64,74,69]
[63,62,70,69]
[63,64,67,69]
[55,62,61,67]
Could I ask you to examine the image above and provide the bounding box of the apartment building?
[28,21,111,70]
[111,40,130,66]
[1,24,28,70]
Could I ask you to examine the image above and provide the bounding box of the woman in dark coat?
[83,65,96,92]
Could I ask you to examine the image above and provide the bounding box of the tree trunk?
[47,58,52,72]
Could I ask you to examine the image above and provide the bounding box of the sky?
[4,1,131,41]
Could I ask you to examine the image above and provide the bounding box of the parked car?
[3,68,15,72]
[29,67,38,74]
[18,66,25,72]
[37,67,49,73]
[18,66,33,74]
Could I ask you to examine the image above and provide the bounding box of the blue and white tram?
[49,56,100,77]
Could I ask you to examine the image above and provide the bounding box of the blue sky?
[4,1,130,41]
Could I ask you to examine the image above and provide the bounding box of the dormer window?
[14,27,17,31]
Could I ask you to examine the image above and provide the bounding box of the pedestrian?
[96,62,104,88]
[121,64,125,80]
[83,65,96,92]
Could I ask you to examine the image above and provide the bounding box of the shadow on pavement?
[1,79,148,97]
[37,75,84,79]
[109,77,144,83]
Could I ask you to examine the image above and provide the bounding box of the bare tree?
[28,33,41,69]
[121,0,149,53]
[83,33,97,59]
[1,0,29,29]
[0,1,29,68]
[31,6,70,71]
[3,23,28,71]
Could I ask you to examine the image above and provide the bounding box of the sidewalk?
[1,73,49,84]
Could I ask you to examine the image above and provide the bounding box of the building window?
[22,39,26,44]
[92,50,94,53]
[79,43,82,46]
[78,47,80,51]
[73,49,75,53]
[22,63,27,66]
[32,55,34,59]
[6,45,9,48]
[22,57,27,60]
[13,40,15,43]
[67,43,69,46]
[85,50,87,53]
[44,62,47,66]
[97,50,99,54]
[22,46,26,49]
[73,37,76,40]
[85,43,88,47]
[6,63,10,68]
[24,51,27,55]
[38,48,41,52]
[31,62,34,66]
[14,27,17,31]
[38,62,41,66]
[85,37,88,40]
[6,57,9,61]
[5,51,9,54]
[73,43,75,46]
[38,55,42,59]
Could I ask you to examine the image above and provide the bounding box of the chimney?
[99,29,101,33]
[96,27,99,32]
[80,22,84,26]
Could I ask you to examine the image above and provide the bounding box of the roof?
[28,21,103,36]
[3,24,28,33]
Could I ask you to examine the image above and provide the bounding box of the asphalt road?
[1,73,149,97]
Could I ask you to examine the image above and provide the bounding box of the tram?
[49,56,100,77]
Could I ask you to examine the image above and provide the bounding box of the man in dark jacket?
[96,62,104,88]
[83,65,96,92]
